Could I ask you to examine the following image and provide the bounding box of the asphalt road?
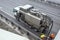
[0,0,60,34]
[0,10,41,39]
[45,0,60,4]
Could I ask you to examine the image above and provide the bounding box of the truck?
[13,5,53,33]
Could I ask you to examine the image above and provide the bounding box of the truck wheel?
[18,27,21,30]
[30,26,34,29]
[27,32,29,35]
[34,29,39,32]
[16,17,20,21]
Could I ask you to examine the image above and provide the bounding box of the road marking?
[0,9,15,18]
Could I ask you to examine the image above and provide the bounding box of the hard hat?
[50,33,55,39]
[40,34,46,39]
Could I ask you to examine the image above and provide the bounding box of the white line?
[0,9,15,18]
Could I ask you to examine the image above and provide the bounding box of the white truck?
[13,5,53,32]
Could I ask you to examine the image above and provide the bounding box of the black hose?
[47,20,53,38]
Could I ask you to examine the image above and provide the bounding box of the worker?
[49,33,55,39]
[40,33,46,40]
[47,33,55,40]
[40,33,55,40]
[50,33,55,39]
